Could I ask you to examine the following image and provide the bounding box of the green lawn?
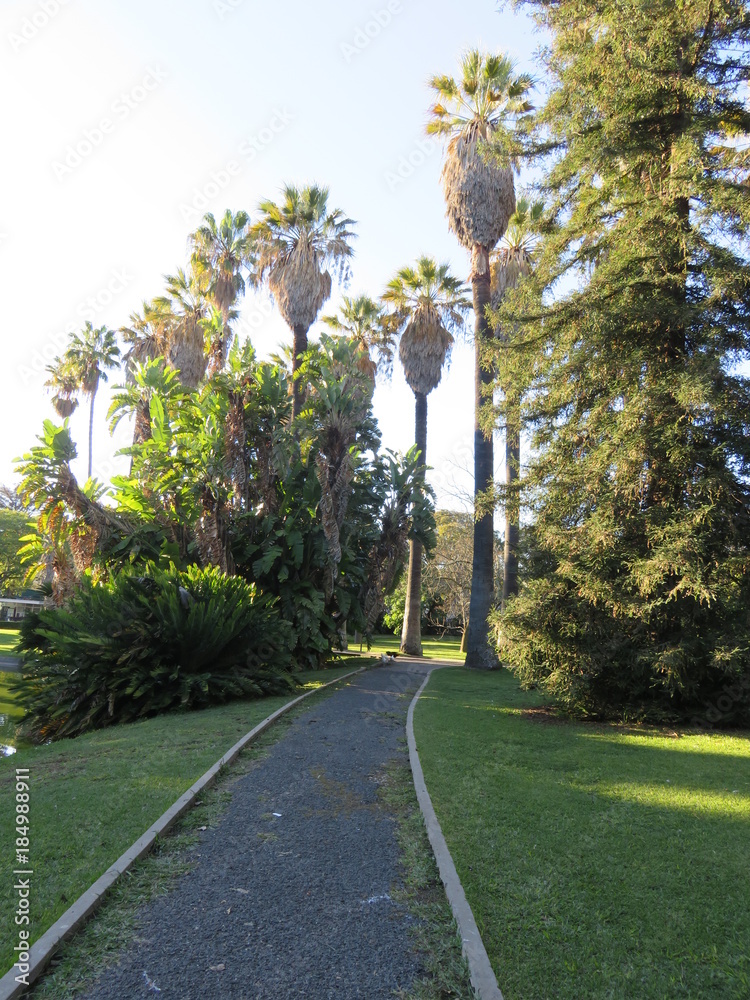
[0,629,19,655]
[0,671,24,755]
[415,667,750,1000]
[366,633,465,662]
[0,663,364,974]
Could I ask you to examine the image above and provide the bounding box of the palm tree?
[45,357,81,419]
[46,323,120,479]
[490,199,543,607]
[251,184,355,418]
[154,266,209,388]
[190,210,253,375]
[120,300,172,446]
[322,295,393,379]
[382,257,469,656]
[427,50,532,669]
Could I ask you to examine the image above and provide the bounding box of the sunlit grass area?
[367,633,464,662]
[0,663,363,973]
[415,668,750,1000]
[0,629,19,655]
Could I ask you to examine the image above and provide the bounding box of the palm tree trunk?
[465,262,499,669]
[87,389,96,480]
[291,324,309,419]
[502,392,520,607]
[400,391,427,656]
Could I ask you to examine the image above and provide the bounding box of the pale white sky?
[0,0,542,512]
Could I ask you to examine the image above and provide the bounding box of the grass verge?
[0,663,366,975]
[378,757,476,999]
[366,634,465,663]
[414,667,750,1000]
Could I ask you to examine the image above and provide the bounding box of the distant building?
[0,595,44,622]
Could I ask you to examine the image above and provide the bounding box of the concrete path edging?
[0,665,366,1000]
[406,666,505,1000]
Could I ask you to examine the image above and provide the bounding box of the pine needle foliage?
[13,564,294,742]
[493,0,750,723]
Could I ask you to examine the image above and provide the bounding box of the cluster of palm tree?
[41,47,541,666]
[47,188,355,461]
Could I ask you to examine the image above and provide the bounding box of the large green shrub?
[13,564,294,741]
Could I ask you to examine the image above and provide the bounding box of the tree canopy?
[492,0,750,723]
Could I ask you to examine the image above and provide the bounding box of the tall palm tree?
[322,294,393,379]
[382,256,469,656]
[46,323,120,479]
[427,50,532,669]
[251,184,355,418]
[190,209,253,376]
[490,199,543,607]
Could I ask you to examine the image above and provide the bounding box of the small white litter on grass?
[142,970,161,992]
[362,893,391,905]
[272,812,282,817]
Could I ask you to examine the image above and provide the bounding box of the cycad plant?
[490,198,543,606]
[382,256,469,655]
[428,50,532,668]
[251,184,355,418]
[190,209,253,375]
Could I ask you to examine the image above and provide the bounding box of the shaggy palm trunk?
[465,265,499,669]
[400,391,427,656]
[502,392,520,607]
[291,324,309,419]
[87,388,96,480]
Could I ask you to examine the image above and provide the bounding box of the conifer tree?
[494,0,750,721]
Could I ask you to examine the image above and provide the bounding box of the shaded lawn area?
[0,629,19,655]
[366,633,464,663]
[415,667,750,1000]
[0,663,363,974]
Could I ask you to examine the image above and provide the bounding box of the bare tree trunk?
[465,262,499,669]
[291,324,309,420]
[400,391,427,656]
[87,388,96,480]
[338,622,348,651]
[502,392,520,607]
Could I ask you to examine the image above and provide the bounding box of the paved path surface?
[0,656,20,672]
[80,661,433,1000]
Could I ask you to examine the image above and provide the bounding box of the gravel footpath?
[80,661,432,1000]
